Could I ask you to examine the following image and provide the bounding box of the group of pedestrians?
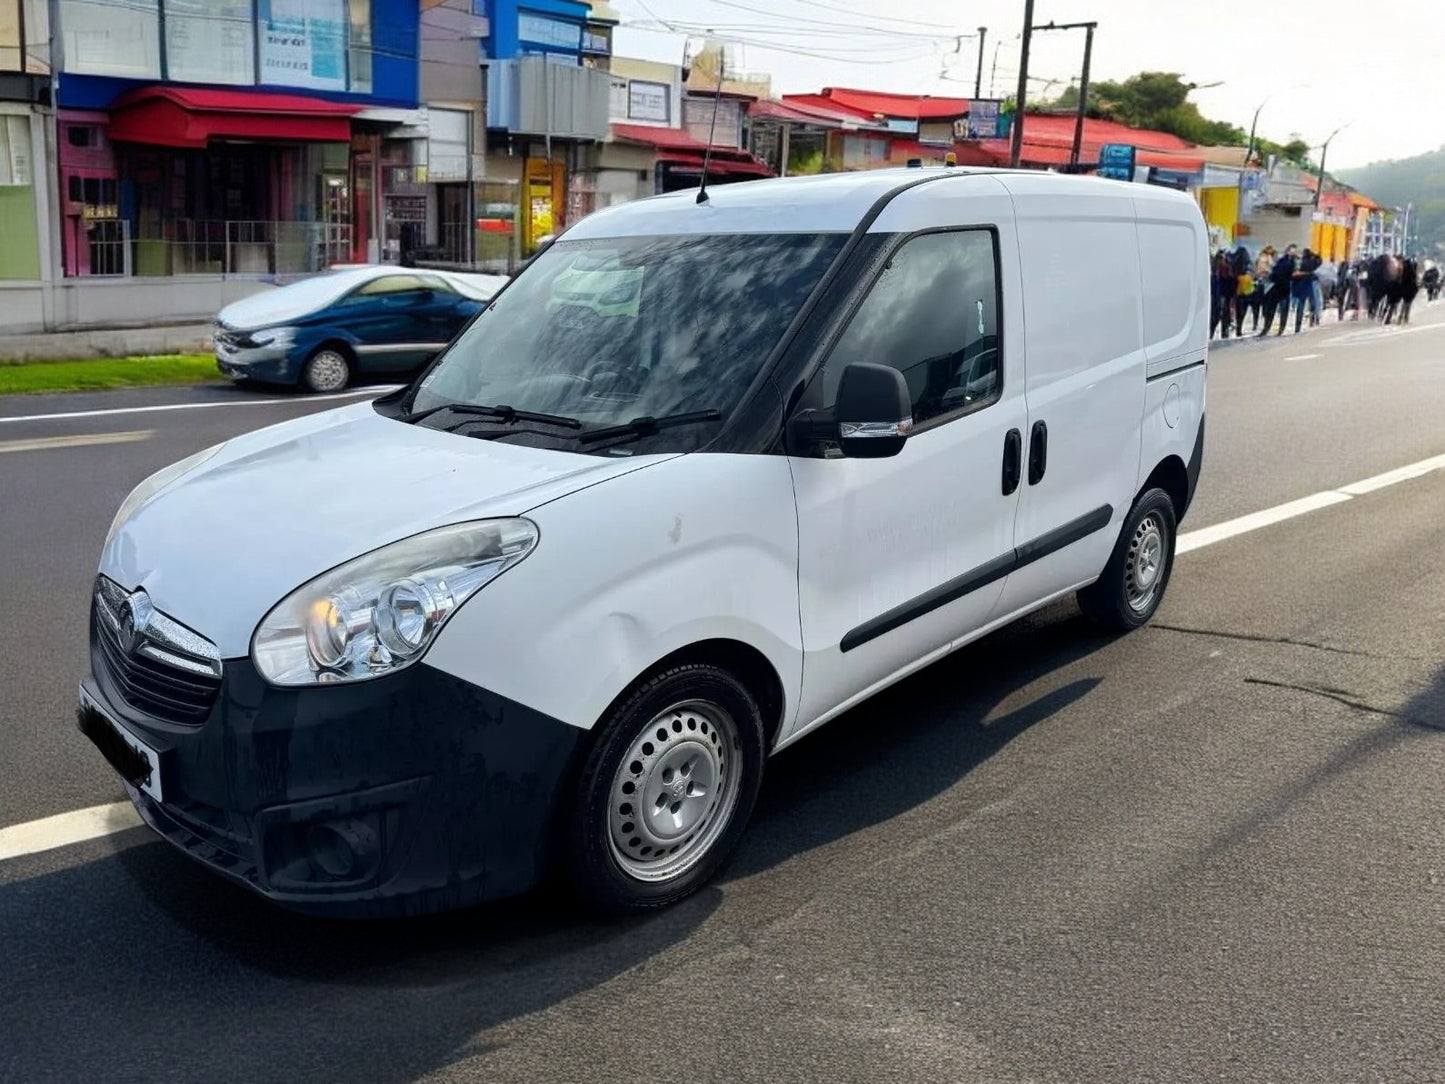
[1210,243,1329,339]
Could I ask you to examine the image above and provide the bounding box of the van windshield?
[407,232,847,450]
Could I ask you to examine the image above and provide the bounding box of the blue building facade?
[52,0,422,278]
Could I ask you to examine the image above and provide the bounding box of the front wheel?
[300,347,352,394]
[1077,488,1177,632]
[563,664,766,913]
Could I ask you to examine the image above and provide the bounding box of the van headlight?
[252,519,538,686]
[105,443,223,548]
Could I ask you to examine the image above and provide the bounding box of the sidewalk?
[0,323,214,362]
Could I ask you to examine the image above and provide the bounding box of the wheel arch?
[1139,453,1190,524]
[595,639,789,754]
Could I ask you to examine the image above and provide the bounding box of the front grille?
[93,576,222,725]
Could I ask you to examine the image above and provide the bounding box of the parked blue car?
[215,266,508,393]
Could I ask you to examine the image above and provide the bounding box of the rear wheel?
[1077,488,1176,632]
[301,346,352,393]
[564,664,765,913]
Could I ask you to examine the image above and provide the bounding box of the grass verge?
[0,354,222,396]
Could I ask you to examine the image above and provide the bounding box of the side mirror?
[787,362,913,459]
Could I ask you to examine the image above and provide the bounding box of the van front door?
[789,228,1027,737]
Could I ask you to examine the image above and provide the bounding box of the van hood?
[100,402,673,657]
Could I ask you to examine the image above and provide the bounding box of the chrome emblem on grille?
[117,591,154,656]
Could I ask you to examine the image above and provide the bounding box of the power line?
[691,0,958,40]
[768,0,960,31]
[630,21,943,59]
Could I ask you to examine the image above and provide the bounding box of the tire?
[1077,488,1177,632]
[563,663,766,913]
[300,346,352,394]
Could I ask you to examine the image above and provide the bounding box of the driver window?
[824,230,1001,428]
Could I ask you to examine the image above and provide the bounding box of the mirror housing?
[786,362,913,459]
[836,362,913,458]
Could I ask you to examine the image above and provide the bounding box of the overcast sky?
[612,0,1444,169]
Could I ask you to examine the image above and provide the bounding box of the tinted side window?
[825,230,1001,427]
[356,274,428,296]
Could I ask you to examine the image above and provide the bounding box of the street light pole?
[1313,121,1350,208]
[1008,0,1035,168]
[974,26,987,98]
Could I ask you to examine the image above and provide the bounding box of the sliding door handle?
[1002,428,1022,495]
[1028,420,1048,485]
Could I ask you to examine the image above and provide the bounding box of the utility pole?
[1069,23,1095,168]
[1008,0,1035,168]
[1026,20,1099,169]
[974,26,987,98]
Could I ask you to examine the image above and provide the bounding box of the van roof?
[564,167,1197,240]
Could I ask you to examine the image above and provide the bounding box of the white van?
[79,168,1208,916]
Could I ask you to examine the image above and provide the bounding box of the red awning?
[108,87,362,148]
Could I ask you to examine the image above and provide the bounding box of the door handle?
[1002,428,1022,495]
[1028,420,1048,485]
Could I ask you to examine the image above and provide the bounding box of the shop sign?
[259,0,346,92]
[627,80,670,123]
[952,99,1000,139]
[1097,143,1136,181]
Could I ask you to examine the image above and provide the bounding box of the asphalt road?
[0,309,1442,1083]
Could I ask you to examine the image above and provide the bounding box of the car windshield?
[407,232,847,448]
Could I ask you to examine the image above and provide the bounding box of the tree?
[1041,72,1244,146]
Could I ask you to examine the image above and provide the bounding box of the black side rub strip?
[840,504,1114,653]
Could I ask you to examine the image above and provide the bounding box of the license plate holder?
[78,684,164,802]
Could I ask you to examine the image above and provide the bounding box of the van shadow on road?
[0,602,1111,1084]
[733,603,1110,879]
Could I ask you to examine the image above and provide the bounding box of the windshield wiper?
[401,402,582,430]
[577,409,723,444]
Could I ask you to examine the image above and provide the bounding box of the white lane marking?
[0,802,142,861]
[1283,353,1320,361]
[1337,452,1445,496]
[0,429,153,454]
[1177,492,1351,555]
[1179,450,1445,555]
[0,386,400,426]
[3,448,1444,864]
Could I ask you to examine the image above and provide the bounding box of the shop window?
[0,115,32,186]
[165,0,253,84]
[347,0,372,94]
[58,0,161,79]
[0,0,20,72]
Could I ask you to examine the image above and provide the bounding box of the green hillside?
[1337,147,1445,257]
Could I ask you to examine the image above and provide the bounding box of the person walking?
[1291,247,1318,333]
[1233,246,1256,336]
[1259,245,1297,336]
[1209,249,1237,339]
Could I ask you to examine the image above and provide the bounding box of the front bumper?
[79,657,587,917]
[214,341,297,384]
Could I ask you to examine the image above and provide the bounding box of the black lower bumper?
[79,659,587,918]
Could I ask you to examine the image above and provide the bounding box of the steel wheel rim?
[308,352,348,392]
[1125,512,1166,612]
[606,699,743,883]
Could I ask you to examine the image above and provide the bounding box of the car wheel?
[1077,488,1177,632]
[564,663,766,913]
[301,347,352,394]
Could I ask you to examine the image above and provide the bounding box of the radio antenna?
[697,40,726,205]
